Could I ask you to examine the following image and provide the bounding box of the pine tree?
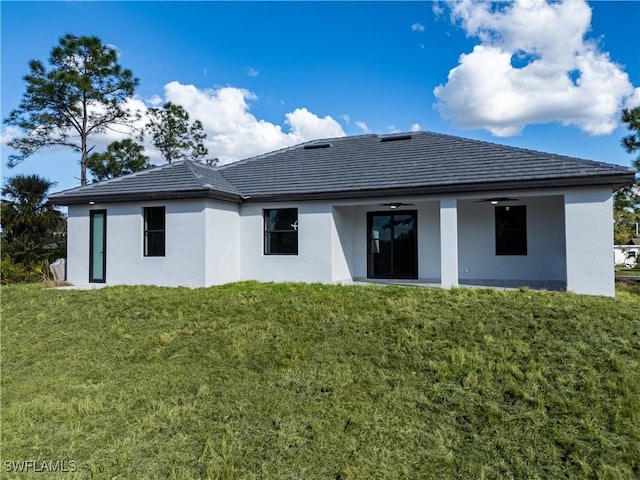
[4,34,139,185]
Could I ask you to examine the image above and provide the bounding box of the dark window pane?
[144,207,166,257]
[393,215,417,278]
[265,209,297,231]
[146,231,165,256]
[264,208,298,255]
[266,232,298,254]
[495,206,527,255]
[369,215,392,277]
[145,207,165,230]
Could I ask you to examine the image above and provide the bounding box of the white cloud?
[387,125,400,134]
[246,67,259,77]
[411,23,425,32]
[433,0,637,136]
[285,108,345,140]
[159,81,345,163]
[355,121,370,133]
[410,123,422,132]
[340,113,350,124]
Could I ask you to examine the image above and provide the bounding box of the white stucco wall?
[457,196,567,284]
[331,206,356,283]
[204,199,241,285]
[67,200,210,287]
[239,202,334,283]
[66,206,91,285]
[440,198,459,288]
[564,187,614,296]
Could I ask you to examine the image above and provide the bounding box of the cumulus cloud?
[340,113,350,124]
[355,121,370,133]
[433,0,637,136]
[411,23,425,32]
[411,123,422,132]
[246,67,259,77]
[156,81,345,163]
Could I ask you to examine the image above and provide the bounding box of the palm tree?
[1,174,65,265]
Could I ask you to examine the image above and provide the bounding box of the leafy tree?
[145,102,212,164]
[3,34,139,185]
[87,138,151,182]
[613,106,640,244]
[1,174,66,266]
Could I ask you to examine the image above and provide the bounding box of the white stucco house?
[49,131,635,296]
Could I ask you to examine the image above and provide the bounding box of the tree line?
[1,34,639,282]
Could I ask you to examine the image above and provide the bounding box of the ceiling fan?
[473,197,519,205]
[377,202,415,209]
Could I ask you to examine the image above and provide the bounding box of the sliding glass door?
[367,211,417,279]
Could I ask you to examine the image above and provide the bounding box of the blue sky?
[1,1,639,193]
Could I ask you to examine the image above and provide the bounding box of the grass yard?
[1,282,639,479]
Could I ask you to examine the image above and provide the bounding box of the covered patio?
[331,186,613,295]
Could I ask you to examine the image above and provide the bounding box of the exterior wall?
[66,206,91,286]
[204,199,241,285]
[65,188,615,296]
[457,196,567,285]
[418,201,442,281]
[565,187,614,296]
[331,206,356,283]
[239,202,334,283]
[440,198,459,288]
[67,200,209,287]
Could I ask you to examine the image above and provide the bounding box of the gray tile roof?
[219,131,635,200]
[49,159,242,204]
[50,131,635,205]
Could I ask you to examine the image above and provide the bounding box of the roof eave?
[48,188,243,206]
[241,172,637,203]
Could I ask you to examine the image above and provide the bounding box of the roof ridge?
[183,159,246,196]
[183,159,209,188]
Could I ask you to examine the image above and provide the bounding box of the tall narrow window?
[89,210,107,283]
[495,205,527,255]
[264,208,298,255]
[144,206,165,256]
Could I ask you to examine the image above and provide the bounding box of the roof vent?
[379,134,412,143]
[303,143,332,150]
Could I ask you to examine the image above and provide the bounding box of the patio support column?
[440,198,459,288]
[564,187,615,296]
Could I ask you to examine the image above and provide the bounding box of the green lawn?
[1,282,639,479]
